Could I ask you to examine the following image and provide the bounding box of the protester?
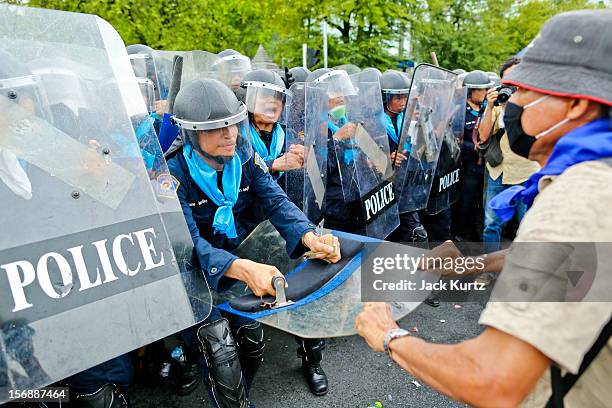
[357,10,612,407]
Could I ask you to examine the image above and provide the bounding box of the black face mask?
[503,102,536,159]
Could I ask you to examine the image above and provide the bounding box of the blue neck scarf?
[384,111,404,145]
[328,116,347,135]
[183,143,242,239]
[489,118,612,222]
[249,122,285,162]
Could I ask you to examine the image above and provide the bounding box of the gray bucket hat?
[503,9,612,106]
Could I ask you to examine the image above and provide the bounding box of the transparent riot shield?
[152,50,185,100]
[128,51,162,110]
[180,50,222,85]
[217,221,427,338]
[330,78,400,239]
[393,64,458,213]
[284,82,328,223]
[425,85,467,214]
[0,5,211,400]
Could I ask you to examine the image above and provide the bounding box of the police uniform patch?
[157,173,180,198]
[254,152,269,173]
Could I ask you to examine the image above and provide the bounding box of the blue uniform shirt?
[168,151,316,292]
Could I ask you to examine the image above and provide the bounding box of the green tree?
[3,0,609,71]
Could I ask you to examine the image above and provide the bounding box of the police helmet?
[172,79,251,163]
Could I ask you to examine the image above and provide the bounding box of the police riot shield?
[284,82,328,223]
[0,5,212,400]
[331,77,400,239]
[152,50,185,101]
[393,64,457,213]
[180,50,222,85]
[216,221,429,339]
[425,85,467,214]
[128,50,162,112]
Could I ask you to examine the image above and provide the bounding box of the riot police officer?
[167,78,341,407]
[306,68,360,233]
[378,70,428,245]
[126,44,165,131]
[240,69,304,180]
[452,70,494,241]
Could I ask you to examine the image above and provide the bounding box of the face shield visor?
[242,80,289,125]
[128,53,160,100]
[314,70,358,99]
[382,88,410,114]
[172,102,252,165]
[215,55,252,91]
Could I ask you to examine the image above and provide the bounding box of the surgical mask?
[329,105,346,121]
[504,95,570,159]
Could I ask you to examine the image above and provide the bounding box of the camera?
[494,85,516,106]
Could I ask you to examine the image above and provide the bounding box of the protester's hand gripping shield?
[284,82,328,223]
[0,6,212,400]
[329,76,400,239]
[393,64,457,213]
[425,85,467,214]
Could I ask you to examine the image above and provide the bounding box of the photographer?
[478,58,540,254]
[357,10,612,407]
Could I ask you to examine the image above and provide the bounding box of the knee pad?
[196,318,247,408]
[235,321,264,360]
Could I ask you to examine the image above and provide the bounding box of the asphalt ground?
[131,284,491,408]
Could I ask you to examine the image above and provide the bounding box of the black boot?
[171,346,202,396]
[297,338,328,396]
[425,294,440,307]
[235,321,265,393]
[72,384,130,408]
[197,319,249,408]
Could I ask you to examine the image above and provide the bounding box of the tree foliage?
[3,0,609,72]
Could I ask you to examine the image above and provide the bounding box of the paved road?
[132,286,490,408]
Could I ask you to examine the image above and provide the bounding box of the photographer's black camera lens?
[494,85,516,106]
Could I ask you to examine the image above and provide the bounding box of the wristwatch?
[383,328,410,358]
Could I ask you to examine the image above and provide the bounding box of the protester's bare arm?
[423,241,507,276]
[356,303,551,408]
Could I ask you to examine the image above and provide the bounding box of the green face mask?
[329,105,346,121]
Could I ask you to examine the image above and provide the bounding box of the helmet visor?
[314,70,357,98]
[136,77,155,112]
[243,81,288,124]
[180,108,253,165]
